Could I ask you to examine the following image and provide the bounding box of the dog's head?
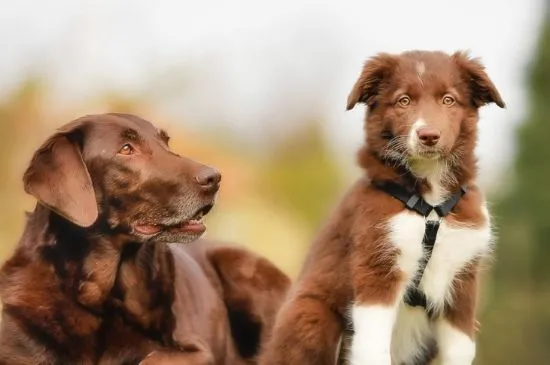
[347,50,505,176]
[23,113,221,244]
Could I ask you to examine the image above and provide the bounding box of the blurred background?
[0,0,548,363]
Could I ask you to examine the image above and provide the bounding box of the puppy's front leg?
[350,303,399,365]
[349,250,404,365]
[434,263,479,365]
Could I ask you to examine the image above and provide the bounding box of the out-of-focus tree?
[259,120,344,231]
[478,8,550,365]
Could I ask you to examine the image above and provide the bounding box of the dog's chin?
[149,231,205,244]
[129,203,213,244]
[129,225,206,244]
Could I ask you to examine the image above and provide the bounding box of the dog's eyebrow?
[158,129,170,144]
[121,128,139,141]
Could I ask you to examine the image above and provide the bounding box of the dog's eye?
[118,144,134,155]
[442,95,455,106]
[398,96,411,106]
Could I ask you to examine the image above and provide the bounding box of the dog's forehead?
[395,52,460,89]
[89,114,161,139]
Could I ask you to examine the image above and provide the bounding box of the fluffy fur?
[259,50,504,365]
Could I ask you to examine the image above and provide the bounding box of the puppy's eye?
[398,96,411,106]
[442,95,455,106]
[118,144,134,155]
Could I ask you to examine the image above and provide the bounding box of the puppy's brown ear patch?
[23,121,98,227]
[453,51,506,109]
[346,53,399,110]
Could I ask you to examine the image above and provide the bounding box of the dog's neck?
[16,205,174,322]
[358,146,476,205]
[0,205,177,356]
[15,205,122,310]
[110,241,176,344]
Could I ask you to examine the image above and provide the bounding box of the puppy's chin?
[409,153,441,162]
[408,146,445,161]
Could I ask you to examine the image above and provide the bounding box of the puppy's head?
[23,113,221,244]
[347,50,505,175]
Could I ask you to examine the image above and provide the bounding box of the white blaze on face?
[407,117,448,199]
[408,118,426,151]
[416,61,426,86]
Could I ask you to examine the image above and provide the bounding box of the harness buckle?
[406,195,420,209]
[424,213,443,224]
[424,209,443,224]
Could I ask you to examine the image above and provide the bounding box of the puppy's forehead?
[395,52,459,88]
[400,51,451,68]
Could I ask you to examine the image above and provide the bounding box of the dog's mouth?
[413,150,441,160]
[133,204,214,237]
[408,145,446,161]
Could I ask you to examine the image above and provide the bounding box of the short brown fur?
[0,114,290,364]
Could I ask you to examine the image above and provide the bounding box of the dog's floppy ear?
[453,51,505,109]
[23,118,98,227]
[346,53,399,110]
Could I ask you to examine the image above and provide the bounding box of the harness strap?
[375,181,467,309]
[340,182,466,328]
[337,182,466,364]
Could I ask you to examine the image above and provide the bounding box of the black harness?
[376,181,467,310]
[337,182,467,363]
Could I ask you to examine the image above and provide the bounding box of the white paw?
[436,321,475,365]
[349,342,391,365]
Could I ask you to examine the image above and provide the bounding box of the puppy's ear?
[23,118,98,227]
[346,53,399,110]
[453,51,505,108]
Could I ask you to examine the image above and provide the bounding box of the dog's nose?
[195,167,221,194]
[416,127,441,147]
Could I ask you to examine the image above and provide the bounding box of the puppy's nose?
[195,167,221,194]
[416,127,441,147]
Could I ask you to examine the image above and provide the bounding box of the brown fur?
[0,114,290,364]
[259,50,504,364]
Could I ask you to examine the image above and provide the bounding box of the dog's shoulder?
[199,241,291,359]
[0,249,101,363]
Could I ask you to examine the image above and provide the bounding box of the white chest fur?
[349,208,492,365]
[388,207,492,311]
[387,207,491,364]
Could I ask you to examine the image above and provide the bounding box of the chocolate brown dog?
[0,113,290,364]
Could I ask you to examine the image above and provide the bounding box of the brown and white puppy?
[0,114,290,364]
[259,51,504,365]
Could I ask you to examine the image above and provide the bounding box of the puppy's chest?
[387,208,492,307]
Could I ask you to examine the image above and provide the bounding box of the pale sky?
[0,0,546,186]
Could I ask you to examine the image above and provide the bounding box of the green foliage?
[259,120,344,231]
[478,11,550,365]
